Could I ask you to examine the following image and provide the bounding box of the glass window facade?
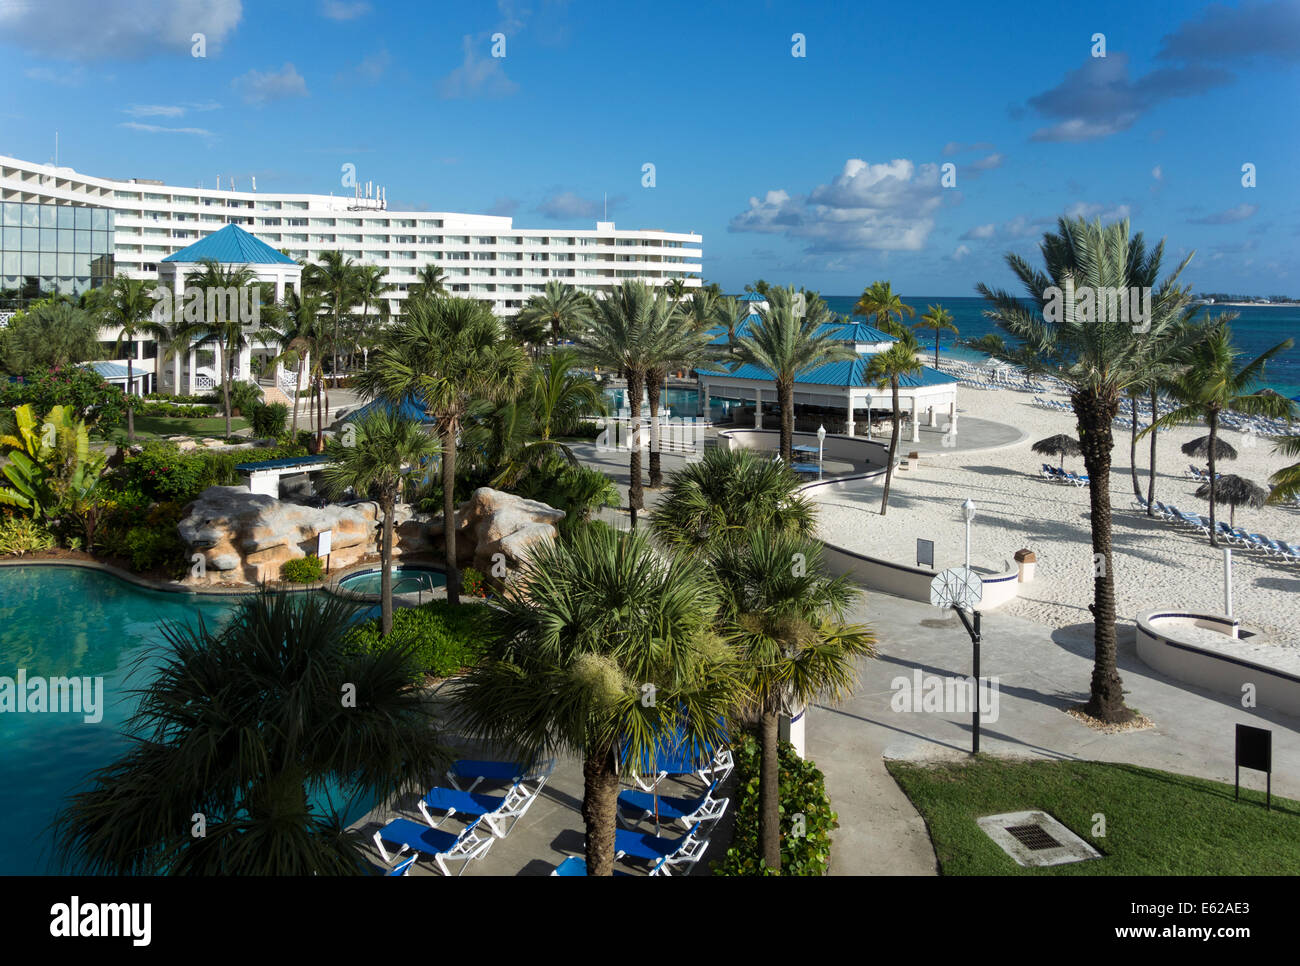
[0,202,115,305]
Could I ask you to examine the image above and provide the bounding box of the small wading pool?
[336,566,447,598]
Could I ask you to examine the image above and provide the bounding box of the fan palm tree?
[0,299,101,374]
[644,296,716,487]
[710,530,875,871]
[854,280,915,337]
[52,590,449,875]
[650,446,817,556]
[322,410,440,635]
[94,276,169,443]
[515,280,594,348]
[1267,435,1300,505]
[1140,320,1294,544]
[864,334,923,515]
[979,214,1203,723]
[408,263,448,305]
[354,264,393,367]
[732,286,856,463]
[452,525,739,876]
[182,259,260,439]
[356,296,528,604]
[913,304,957,367]
[571,280,660,527]
[532,347,607,443]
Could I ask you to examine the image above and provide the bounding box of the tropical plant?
[0,515,56,555]
[269,289,327,438]
[732,286,855,463]
[52,590,450,875]
[0,366,126,432]
[664,278,688,301]
[709,530,875,871]
[0,298,101,374]
[180,259,260,439]
[854,280,916,337]
[305,251,362,383]
[1141,320,1294,543]
[864,333,923,515]
[643,294,717,487]
[407,263,448,305]
[321,410,440,633]
[913,304,958,367]
[1268,435,1300,505]
[514,281,594,348]
[0,403,106,521]
[452,525,738,875]
[978,215,1204,723]
[650,446,817,556]
[92,276,170,444]
[354,264,394,363]
[347,599,491,679]
[356,296,528,604]
[280,554,326,583]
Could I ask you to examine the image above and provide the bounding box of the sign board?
[917,539,935,570]
[1235,723,1272,809]
[317,529,333,558]
[929,567,983,611]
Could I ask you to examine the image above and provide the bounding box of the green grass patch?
[129,415,250,438]
[886,757,1300,875]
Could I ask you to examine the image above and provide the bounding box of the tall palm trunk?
[778,377,794,464]
[1075,388,1131,723]
[291,359,303,433]
[1207,410,1220,546]
[581,748,620,876]
[647,369,664,488]
[126,354,136,444]
[1146,387,1159,516]
[759,705,781,872]
[934,335,941,368]
[379,490,395,636]
[880,378,901,515]
[1129,392,1142,502]
[627,369,645,528]
[221,345,233,439]
[442,421,460,605]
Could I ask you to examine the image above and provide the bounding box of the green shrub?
[461,566,487,598]
[124,442,206,503]
[0,515,56,555]
[98,501,188,575]
[250,402,289,438]
[0,367,126,433]
[712,734,838,876]
[346,599,490,679]
[134,401,217,418]
[281,554,325,583]
[229,380,263,415]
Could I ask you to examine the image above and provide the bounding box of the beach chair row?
[1040,463,1089,486]
[374,758,556,876]
[552,745,735,877]
[1135,497,1300,561]
[1183,464,1222,483]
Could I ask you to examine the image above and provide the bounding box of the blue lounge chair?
[372,816,493,876]
[446,758,555,795]
[1276,540,1300,562]
[418,781,544,839]
[617,779,729,829]
[550,855,667,876]
[613,821,707,873]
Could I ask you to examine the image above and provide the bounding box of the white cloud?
[120,122,215,137]
[24,65,85,86]
[970,153,1004,171]
[439,34,518,99]
[320,0,370,19]
[951,244,971,261]
[961,223,997,240]
[123,102,219,118]
[729,158,944,252]
[1064,201,1132,222]
[1152,165,1163,181]
[233,63,309,105]
[1190,203,1258,225]
[0,0,242,60]
[536,190,620,220]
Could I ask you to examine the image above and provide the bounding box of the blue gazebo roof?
[707,314,898,347]
[162,224,296,265]
[719,357,957,389]
[342,394,436,424]
[737,292,768,301]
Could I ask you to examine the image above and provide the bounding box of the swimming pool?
[0,565,376,874]
[336,565,447,598]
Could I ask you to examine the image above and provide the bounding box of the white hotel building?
[0,153,703,393]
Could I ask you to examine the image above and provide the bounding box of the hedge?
[346,599,491,679]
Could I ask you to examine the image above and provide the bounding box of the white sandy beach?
[810,379,1300,666]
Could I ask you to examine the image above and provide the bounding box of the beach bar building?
[701,296,960,441]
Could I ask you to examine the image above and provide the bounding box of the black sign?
[917,539,935,570]
[1235,723,1272,809]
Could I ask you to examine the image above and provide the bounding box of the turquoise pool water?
[602,386,746,422]
[337,566,446,597]
[0,566,375,874]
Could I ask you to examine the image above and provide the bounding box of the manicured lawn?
[128,415,250,439]
[886,757,1300,875]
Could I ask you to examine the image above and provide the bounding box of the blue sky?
[1,0,1297,296]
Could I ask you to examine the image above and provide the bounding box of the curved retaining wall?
[717,428,892,493]
[1136,610,1300,717]
[820,543,1020,609]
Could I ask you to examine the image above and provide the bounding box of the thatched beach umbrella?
[1181,435,1238,462]
[1194,474,1267,528]
[1032,433,1082,469]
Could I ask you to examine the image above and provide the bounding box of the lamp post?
[817,424,826,480]
[962,499,976,571]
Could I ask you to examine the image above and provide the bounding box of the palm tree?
[322,410,439,635]
[664,278,688,301]
[644,295,716,487]
[710,530,875,871]
[979,215,1203,723]
[305,251,362,405]
[854,280,915,337]
[732,287,856,463]
[407,263,448,305]
[913,304,958,367]
[864,334,923,515]
[1267,435,1300,505]
[514,280,594,348]
[356,296,528,604]
[452,525,738,875]
[531,347,607,443]
[94,276,169,443]
[270,290,326,436]
[52,590,449,875]
[183,259,260,439]
[651,446,817,556]
[354,264,393,368]
[571,281,660,527]
[1141,321,1294,545]
[0,298,101,374]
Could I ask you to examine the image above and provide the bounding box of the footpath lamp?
[962,498,976,571]
[817,424,826,479]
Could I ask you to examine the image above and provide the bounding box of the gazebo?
[156,224,302,396]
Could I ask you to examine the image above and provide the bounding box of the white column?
[911,396,920,442]
[274,272,286,302]
[929,403,938,427]
[846,393,855,437]
[187,346,197,395]
[172,350,181,397]
[238,346,252,383]
[754,386,763,429]
[864,395,871,439]
[949,399,958,433]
